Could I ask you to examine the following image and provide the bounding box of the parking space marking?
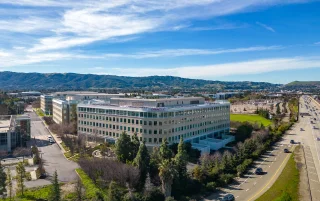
[310,179,320,183]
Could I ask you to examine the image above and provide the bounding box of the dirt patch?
[294,146,311,201]
[61,182,76,198]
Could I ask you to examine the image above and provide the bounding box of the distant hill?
[0,71,280,91]
[286,81,320,87]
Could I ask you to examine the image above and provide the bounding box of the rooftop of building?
[0,116,11,133]
[78,99,229,112]
[52,98,79,104]
[0,120,10,133]
[111,97,202,101]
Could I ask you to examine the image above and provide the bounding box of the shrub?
[218,174,234,186]
[205,182,217,192]
[76,168,105,200]
[26,172,32,181]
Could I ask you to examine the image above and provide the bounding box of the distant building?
[52,99,79,124]
[77,97,232,154]
[51,93,125,124]
[40,95,53,115]
[66,93,125,101]
[204,92,243,100]
[21,91,41,96]
[0,115,31,152]
[139,93,172,99]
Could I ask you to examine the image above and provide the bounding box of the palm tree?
[158,159,176,198]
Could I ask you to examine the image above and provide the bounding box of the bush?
[165,197,176,201]
[218,174,234,186]
[205,182,217,192]
[76,168,106,200]
[144,188,165,201]
[26,172,32,181]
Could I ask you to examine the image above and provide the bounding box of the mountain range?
[0,71,280,91]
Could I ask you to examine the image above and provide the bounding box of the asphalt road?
[27,107,79,184]
[204,99,312,201]
[298,96,320,200]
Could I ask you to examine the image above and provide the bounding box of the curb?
[34,112,72,161]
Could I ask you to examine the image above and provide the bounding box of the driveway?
[28,110,79,184]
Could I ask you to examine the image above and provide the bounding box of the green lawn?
[256,149,299,201]
[230,114,272,126]
[33,108,44,117]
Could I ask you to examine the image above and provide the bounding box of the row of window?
[78,113,229,125]
[78,123,229,135]
[78,106,230,118]
[79,128,229,144]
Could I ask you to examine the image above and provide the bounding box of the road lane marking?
[247,146,295,201]
[246,189,249,191]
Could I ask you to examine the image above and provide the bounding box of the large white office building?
[77,97,233,153]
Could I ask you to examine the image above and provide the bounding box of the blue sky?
[0,0,320,84]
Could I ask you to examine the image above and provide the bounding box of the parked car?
[255,167,263,175]
[39,173,47,179]
[300,128,304,131]
[222,194,235,201]
[49,138,55,144]
[290,140,295,144]
[284,148,290,153]
[48,136,53,140]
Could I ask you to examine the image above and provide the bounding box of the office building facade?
[0,115,31,152]
[52,99,78,124]
[40,95,53,115]
[77,97,231,152]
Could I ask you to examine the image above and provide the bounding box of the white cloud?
[102,46,283,59]
[315,42,320,45]
[97,56,320,78]
[1,0,304,52]
[0,50,11,57]
[256,22,275,33]
[0,17,58,33]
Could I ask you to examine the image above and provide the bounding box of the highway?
[205,97,317,201]
[298,96,320,200]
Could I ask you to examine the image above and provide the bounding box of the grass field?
[230,114,272,126]
[256,149,299,201]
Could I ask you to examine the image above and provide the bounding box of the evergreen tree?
[133,141,150,190]
[159,159,177,198]
[6,168,12,201]
[0,163,6,198]
[172,138,188,198]
[49,171,61,201]
[131,133,140,161]
[159,139,172,161]
[115,132,132,163]
[16,162,26,196]
[108,181,122,201]
[174,138,188,179]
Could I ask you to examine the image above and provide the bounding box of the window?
[154,121,157,126]
[154,130,157,134]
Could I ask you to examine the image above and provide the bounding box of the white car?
[49,138,55,144]
[48,136,53,140]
